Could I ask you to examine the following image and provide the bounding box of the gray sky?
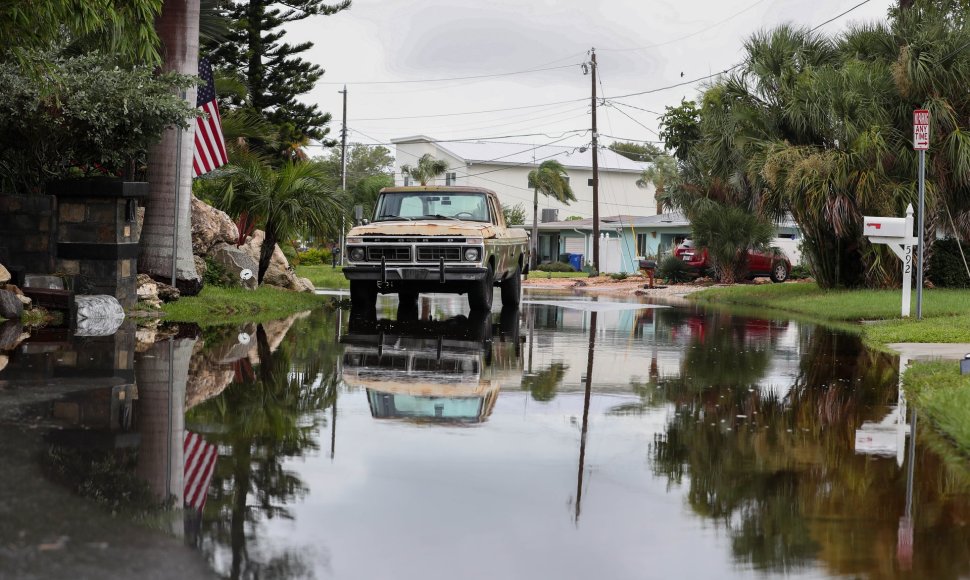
[287,0,894,156]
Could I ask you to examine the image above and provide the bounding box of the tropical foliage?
[210,157,343,283]
[691,206,774,283]
[205,0,351,155]
[0,49,194,193]
[401,154,449,186]
[658,1,970,288]
[528,159,575,266]
[502,203,527,226]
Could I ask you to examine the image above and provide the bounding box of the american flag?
[192,57,228,177]
[183,431,218,511]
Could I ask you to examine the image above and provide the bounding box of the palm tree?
[691,204,773,283]
[637,154,678,214]
[527,160,575,268]
[214,158,343,283]
[400,154,448,186]
[140,0,203,294]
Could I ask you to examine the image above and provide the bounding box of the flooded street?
[2,290,970,579]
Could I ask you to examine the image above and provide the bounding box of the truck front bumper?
[343,264,488,283]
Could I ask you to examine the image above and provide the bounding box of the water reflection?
[5,295,970,579]
[341,308,522,424]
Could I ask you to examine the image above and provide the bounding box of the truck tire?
[769,262,789,283]
[349,280,377,317]
[500,265,522,307]
[468,265,495,311]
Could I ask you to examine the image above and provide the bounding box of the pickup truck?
[342,186,530,313]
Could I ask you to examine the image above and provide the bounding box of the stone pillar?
[49,179,147,307]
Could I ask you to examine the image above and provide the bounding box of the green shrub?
[280,243,297,262]
[789,264,812,280]
[658,256,693,283]
[534,261,576,272]
[609,272,628,281]
[297,247,332,266]
[203,256,236,288]
[929,238,970,288]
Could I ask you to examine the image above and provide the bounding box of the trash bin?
[568,253,584,272]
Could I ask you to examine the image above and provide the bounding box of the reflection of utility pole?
[575,311,597,524]
[339,86,348,266]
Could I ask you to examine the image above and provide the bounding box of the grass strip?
[904,361,970,457]
[162,286,331,326]
[295,265,348,289]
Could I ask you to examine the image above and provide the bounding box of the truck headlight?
[350,247,365,261]
[464,247,480,261]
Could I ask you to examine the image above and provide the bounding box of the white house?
[390,135,657,226]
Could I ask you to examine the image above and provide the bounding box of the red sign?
[914,109,930,150]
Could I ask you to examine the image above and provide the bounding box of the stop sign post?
[914,109,929,319]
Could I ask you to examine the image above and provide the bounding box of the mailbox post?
[864,205,917,317]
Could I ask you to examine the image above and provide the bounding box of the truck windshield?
[374,192,491,222]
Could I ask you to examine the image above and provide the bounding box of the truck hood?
[349,221,496,238]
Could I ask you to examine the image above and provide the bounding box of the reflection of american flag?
[184,431,218,511]
[192,57,228,177]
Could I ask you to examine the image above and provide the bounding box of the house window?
[402,172,411,186]
[636,233,649,257]
[445,172,457,186]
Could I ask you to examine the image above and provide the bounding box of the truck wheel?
[349,280,377,317]
[468,265,495,312]
[769,262,789,283]
[500,265,522,307]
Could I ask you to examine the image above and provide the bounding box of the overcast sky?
[287,0,894,158]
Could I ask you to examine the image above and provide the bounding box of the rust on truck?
[342,186,529,314]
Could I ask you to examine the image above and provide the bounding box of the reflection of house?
[391,135,653,226]
[537,211,802,273]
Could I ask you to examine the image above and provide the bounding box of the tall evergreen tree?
[206,0,350,153]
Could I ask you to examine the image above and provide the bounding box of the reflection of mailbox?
[863,216,908,239]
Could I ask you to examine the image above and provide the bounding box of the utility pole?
[339,86,348,265]
[589,49,600,274]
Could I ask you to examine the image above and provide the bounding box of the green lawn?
[162,286,332,326]
[295,265,348,289]
[904,361,970,458]
[692,283,970,344]
[526,271,590,279]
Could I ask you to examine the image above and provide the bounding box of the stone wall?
[0,194,56,282]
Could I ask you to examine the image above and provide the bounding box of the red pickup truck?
[673,239,791,282]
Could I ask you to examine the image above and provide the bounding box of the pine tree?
[207,0,350,151]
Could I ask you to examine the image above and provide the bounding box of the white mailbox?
[863,216,908,239]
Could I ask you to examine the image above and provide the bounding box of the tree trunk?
[140,0,202,295]
[531,187,539,269]
[257,223,277,284]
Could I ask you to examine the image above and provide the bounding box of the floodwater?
[2,290,970,579]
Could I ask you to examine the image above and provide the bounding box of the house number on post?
[864,205,918,317]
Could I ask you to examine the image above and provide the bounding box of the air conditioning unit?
[540,209,559,223]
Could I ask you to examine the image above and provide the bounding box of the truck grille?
[366,246,410,262]
[416,246,462,262]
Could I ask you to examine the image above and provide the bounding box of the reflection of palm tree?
[187,319,339,578]
[520,362,568,402]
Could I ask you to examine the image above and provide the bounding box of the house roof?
[537,211,689,231]
[392,136,649,174]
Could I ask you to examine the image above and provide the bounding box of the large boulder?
[75,295,125,336]
[0,289,23,320]
[211,243,258,290]
[241,230,308,291]
[191,196,239,255]
[136,274,162,309]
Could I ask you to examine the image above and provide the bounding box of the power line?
[609,101,662,116]
[350,96,588,122]
[318,63,581,85]
[599,0,771,53]
[604,0,876,103]
[603,102,660,136]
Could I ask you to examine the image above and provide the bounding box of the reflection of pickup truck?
[340,313,523,424]
[342,186,529,313]
[673,239,791,282]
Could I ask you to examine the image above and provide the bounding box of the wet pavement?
[1,290,970,579]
